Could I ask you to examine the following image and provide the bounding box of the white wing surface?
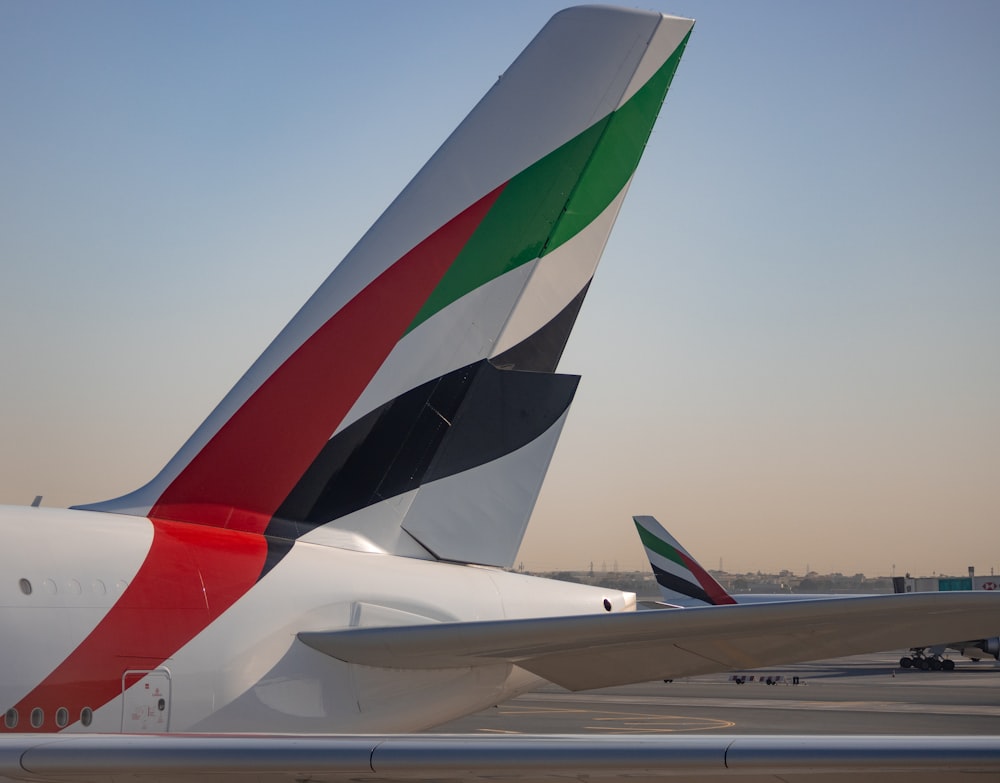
[299,592,1000,690]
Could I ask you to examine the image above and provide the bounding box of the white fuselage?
[0,506,632,735]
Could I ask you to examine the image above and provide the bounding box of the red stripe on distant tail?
[677,551,737,606]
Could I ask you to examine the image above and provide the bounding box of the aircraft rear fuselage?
[0,505,631,735]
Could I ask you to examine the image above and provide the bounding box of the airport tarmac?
[433,651,1000,736]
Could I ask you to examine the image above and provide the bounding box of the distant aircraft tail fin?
[633,515,736,606]
[76,8,694,570]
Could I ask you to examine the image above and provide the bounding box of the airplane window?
[30,708,43,728]
[18,578,31,596]
[80,707,93,727]
[55,708,69,728]
[4,709,17,729]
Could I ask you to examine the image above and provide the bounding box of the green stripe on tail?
[407,30,692,335]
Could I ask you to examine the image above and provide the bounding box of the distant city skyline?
[2,1,997,577]
[518,559,999,581]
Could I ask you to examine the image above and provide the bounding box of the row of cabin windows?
[4,706,93,729]
[8,579,118,729]
[18,577,127,597]
[8,579,119,730]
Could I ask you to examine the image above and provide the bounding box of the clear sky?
[2,1,997,578]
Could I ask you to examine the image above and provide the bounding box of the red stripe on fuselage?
[152,184,506,533]
[3,187,506,733]
[3,518,266,733]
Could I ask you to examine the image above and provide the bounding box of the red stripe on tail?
[151,185,505,533]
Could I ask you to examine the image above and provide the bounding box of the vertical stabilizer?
[76,8,694,569]
[634,515,736,606]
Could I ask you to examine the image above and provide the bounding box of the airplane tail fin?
[633,515,736,606]
[76,8,694,569]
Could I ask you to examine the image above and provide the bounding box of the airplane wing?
[299,592,1000,690]
[0,733,997,782]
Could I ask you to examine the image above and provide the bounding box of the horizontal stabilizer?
[299,592,1000,691]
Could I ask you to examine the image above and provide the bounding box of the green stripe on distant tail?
[636,521,688,568]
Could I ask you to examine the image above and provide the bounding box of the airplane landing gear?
[899,649,955,671]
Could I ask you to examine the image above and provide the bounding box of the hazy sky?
[2,1,997,578]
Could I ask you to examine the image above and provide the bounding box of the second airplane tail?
[634,515,736,606]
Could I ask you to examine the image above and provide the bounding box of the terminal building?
[893,566,999,594]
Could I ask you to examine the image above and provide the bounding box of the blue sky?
[2,1,997,577]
